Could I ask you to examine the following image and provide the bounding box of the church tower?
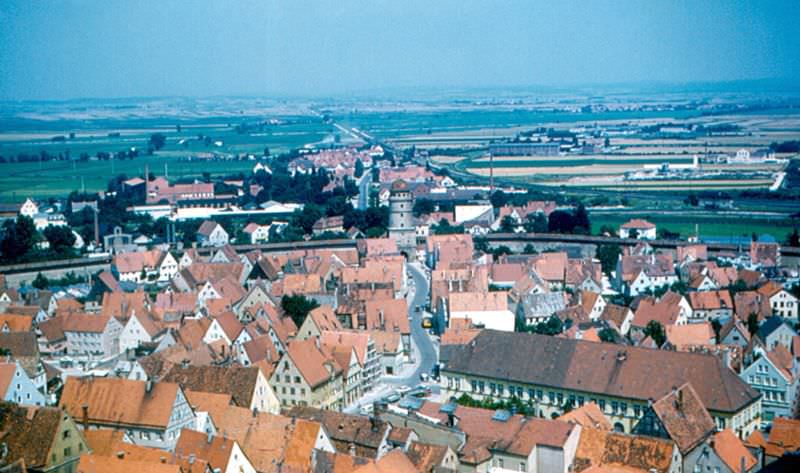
[388,179,416,257]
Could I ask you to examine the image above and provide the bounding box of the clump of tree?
[547,204,590,234]
[644,320,666,347]
[281,294,319,328]
[595,244,621,276]
[432,219,464,235]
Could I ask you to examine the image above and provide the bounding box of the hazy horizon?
[1,0,799,101]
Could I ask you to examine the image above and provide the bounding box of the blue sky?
[0,0,798,100]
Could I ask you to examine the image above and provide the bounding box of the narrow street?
[343,261,438,414]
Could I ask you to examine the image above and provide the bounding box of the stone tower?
[388,179,416,257]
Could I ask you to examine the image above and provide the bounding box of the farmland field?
[590,213,796,242]
[0,110,334,201]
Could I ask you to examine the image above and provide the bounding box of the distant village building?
[619,219,657,240]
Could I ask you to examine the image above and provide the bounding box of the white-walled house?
[0,361,46,406]
[619,219,657,240]
[119,312,165,352]
[197,221,229,247]
[447,291,514,332]
[62,313,123,356]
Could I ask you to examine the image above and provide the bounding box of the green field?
[465,157,696,169]
[0,156,260,201]
[591,214,797,242]
[0,115,335,201]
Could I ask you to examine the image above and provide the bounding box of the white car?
[397,385,412,395]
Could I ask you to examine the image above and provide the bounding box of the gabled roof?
[161,365,261,408]
[197,220,223,237]
[307,305,343,333]
[557,402,611,430]
[0,314,33,332]
[651,383,715,455]
[60,377,181,429]
[61,313,112,333]
[688,290,732,310]
[0,403,67,470]
[287,406,389,458]
[214,406,323,473]
[174,429,239,471]
[211,311,244,341]
[284,338,342,389]
[364,299,410,334]
[711,429,757,473]
[573,427,675,473]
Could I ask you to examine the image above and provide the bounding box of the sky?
[0,0,798,100]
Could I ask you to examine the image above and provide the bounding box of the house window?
[472,381,478,392]
[63,430,71,439]
[519,462,526,471]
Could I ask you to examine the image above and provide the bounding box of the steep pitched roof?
[285,338,342,389]
[711,429,757,473]
[0,402,65,469]
[174,429,239,472]
[573,427,675,473]
[0,314,33,332]
[60,377,180,429]
[651,383,715,455]
[161,365,260,408]
[287,406,389,458]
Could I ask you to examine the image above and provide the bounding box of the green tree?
[598,328,616,343]
[524,213,548,233]
[547,210,575,233]
[43,225,76,255]
[354,158,364,178]
[596,244,622,276]
[573,204,590,234]
[0,215,38,263]
[281,294,320,328]
[644,320,666,347]
[490,191,509,208]
[746,312,759,337]
[499,216,517,233]
[711,319,722,344]
[523,243,537,254]
[788,228,800,247]
[149,133,167,151]
[413,198,436,217]
[32,272,49,290]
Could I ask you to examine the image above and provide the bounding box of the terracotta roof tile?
[60,377,180,429]
[443,330,759,414]
[711,429,757,473]
[0,402,65,469]
[161,365,260,408]
[558,402,612,430]
[651,383,715,454]
[573,427,675,473]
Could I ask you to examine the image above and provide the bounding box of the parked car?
[419,373,429,382]
[360,404,374,416]
[397,385,412,395]
[384,393,401,403]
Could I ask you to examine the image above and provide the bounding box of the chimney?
[447,412,455,428]
[349,443,356,456]
[81,404,89,430]
[207,431,213,443]
[145,378,153,393]
[379,310,385,330]
[252,407,258,418]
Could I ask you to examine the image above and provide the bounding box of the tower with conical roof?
[388,179,416,257]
